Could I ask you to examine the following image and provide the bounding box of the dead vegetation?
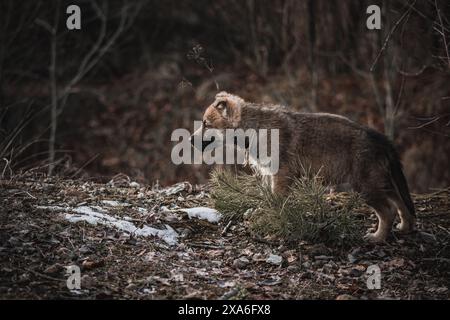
[0,174,449,299]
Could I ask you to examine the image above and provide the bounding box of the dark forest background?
[1,0,449,193]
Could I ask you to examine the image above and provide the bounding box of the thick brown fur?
[194,92,416,243]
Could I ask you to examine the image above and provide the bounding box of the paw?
[364,232,386,243]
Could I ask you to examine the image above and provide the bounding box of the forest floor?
[0,176,449,300]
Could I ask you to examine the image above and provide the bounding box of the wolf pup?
[191,92,416,243]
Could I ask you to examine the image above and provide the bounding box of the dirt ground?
[0,175,449,300]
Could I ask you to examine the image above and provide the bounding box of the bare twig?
[370,1,416,72]
[393,75,405,116]
[409,116,441,129]
[69,153,100,179]
[48,4,60,176]
[409,113,450,129]
[369,73,385,118]
[434,0,450,69]
[397,65,427,77]
[221,220,233,235]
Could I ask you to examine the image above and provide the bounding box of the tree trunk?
[308,0,318,111]
[48,4,59,176]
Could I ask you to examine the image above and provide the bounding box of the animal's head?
[190,92,245,150]
[201,91,244,129]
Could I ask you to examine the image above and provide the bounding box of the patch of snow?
[180,207,221,223]
[136,207,149,215]
[37,205,178,246]
[36,205,68,211]
[160,206,171,212]
[218,280,236,288]
[73,205,107,214]
[266,254,283,266]
[161,182,190,196]
[141,288,156,294]
[69,289,87,295]
[101,200,130,207]
[129,182,140,188]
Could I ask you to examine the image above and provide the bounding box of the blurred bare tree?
[1,0,449,191]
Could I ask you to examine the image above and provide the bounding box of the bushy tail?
[366,128,415,217]
[388,150,416,217]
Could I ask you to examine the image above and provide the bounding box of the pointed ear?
[215,91,230,98]
[215,92,245,105]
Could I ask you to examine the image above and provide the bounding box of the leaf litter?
[0,176,449,299]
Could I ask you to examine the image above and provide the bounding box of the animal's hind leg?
[391,196,416,233]
[363,198,396,243]
[271,168,291,195]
